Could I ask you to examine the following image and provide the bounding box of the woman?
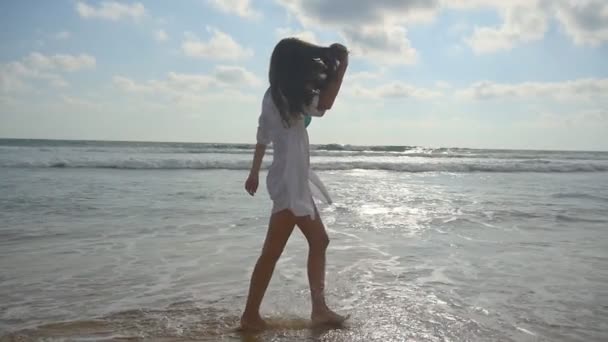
[241,38,349,331]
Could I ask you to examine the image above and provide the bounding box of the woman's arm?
[318,45,349,111]
[250,143,266,175]
[245,143,267,196]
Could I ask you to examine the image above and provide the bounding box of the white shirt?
[256,88,331,219]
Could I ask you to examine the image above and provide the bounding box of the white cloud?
[465,4,548,53]
[442,0,531,9]
[352,81,441,99]
[212,65,261,87]
[0,64,28,93]
[182,27,253,60]
[453,0,608,52]
[276,0,437,65]
[435,81,452,89]
[277,0,608,61]
[1,52,95,93]
[54,31,71,40]
[448,21,470,36]
[342,25,417,65]
[61,95,100,111]
[346,70,385,82]
[76,1,145,21]
[524,108,608,130]
[113,65,261,105]
[456,78,608,101]
[25,53,96,72]
[113,73,256,106]
[206,0,260,19]
[154,29,169,42]
[48,77,69,88]
[578,108,608,123]
[112,75,159,93]
[275,27,318,44]
[555,0,608,46]
[342,77,608,104]
[277,0,438,27]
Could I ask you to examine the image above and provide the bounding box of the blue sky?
[1,0,607,150]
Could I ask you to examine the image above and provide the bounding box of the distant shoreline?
[1,137,606,153]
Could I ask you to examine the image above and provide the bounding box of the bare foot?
[311,309,348,327]
[240,314,268,332]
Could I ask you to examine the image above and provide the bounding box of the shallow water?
[1,140,608,341]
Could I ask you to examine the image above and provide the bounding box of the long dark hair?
[268,38,340,127]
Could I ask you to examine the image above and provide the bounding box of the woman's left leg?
[241,209,297,331]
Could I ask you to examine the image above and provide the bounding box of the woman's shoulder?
[262,87,272,105]
[262,88,279,115]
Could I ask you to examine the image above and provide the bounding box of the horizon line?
[1,137,607,153]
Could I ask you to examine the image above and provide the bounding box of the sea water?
[1,139,607,341]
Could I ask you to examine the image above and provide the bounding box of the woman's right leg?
[241,209,296,331]
[296,209,346,325]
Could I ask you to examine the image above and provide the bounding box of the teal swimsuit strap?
[304,115,312,128]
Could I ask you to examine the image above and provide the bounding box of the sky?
[1,0,607,150]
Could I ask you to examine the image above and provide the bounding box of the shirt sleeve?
[256,96,272,145]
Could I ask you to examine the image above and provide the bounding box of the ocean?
[1,139,607,341]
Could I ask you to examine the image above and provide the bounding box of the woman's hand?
[246,143,266,196]
[330,43,348,64]
[245,172,259,196]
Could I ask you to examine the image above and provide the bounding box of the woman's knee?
[259,245,284,263]
[310,233,330,251]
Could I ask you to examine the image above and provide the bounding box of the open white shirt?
[256,88,331,219]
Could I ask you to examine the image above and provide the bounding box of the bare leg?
[241,210,296,331]
[296,208,346,325]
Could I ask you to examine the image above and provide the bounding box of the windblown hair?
[268,38,341,127]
